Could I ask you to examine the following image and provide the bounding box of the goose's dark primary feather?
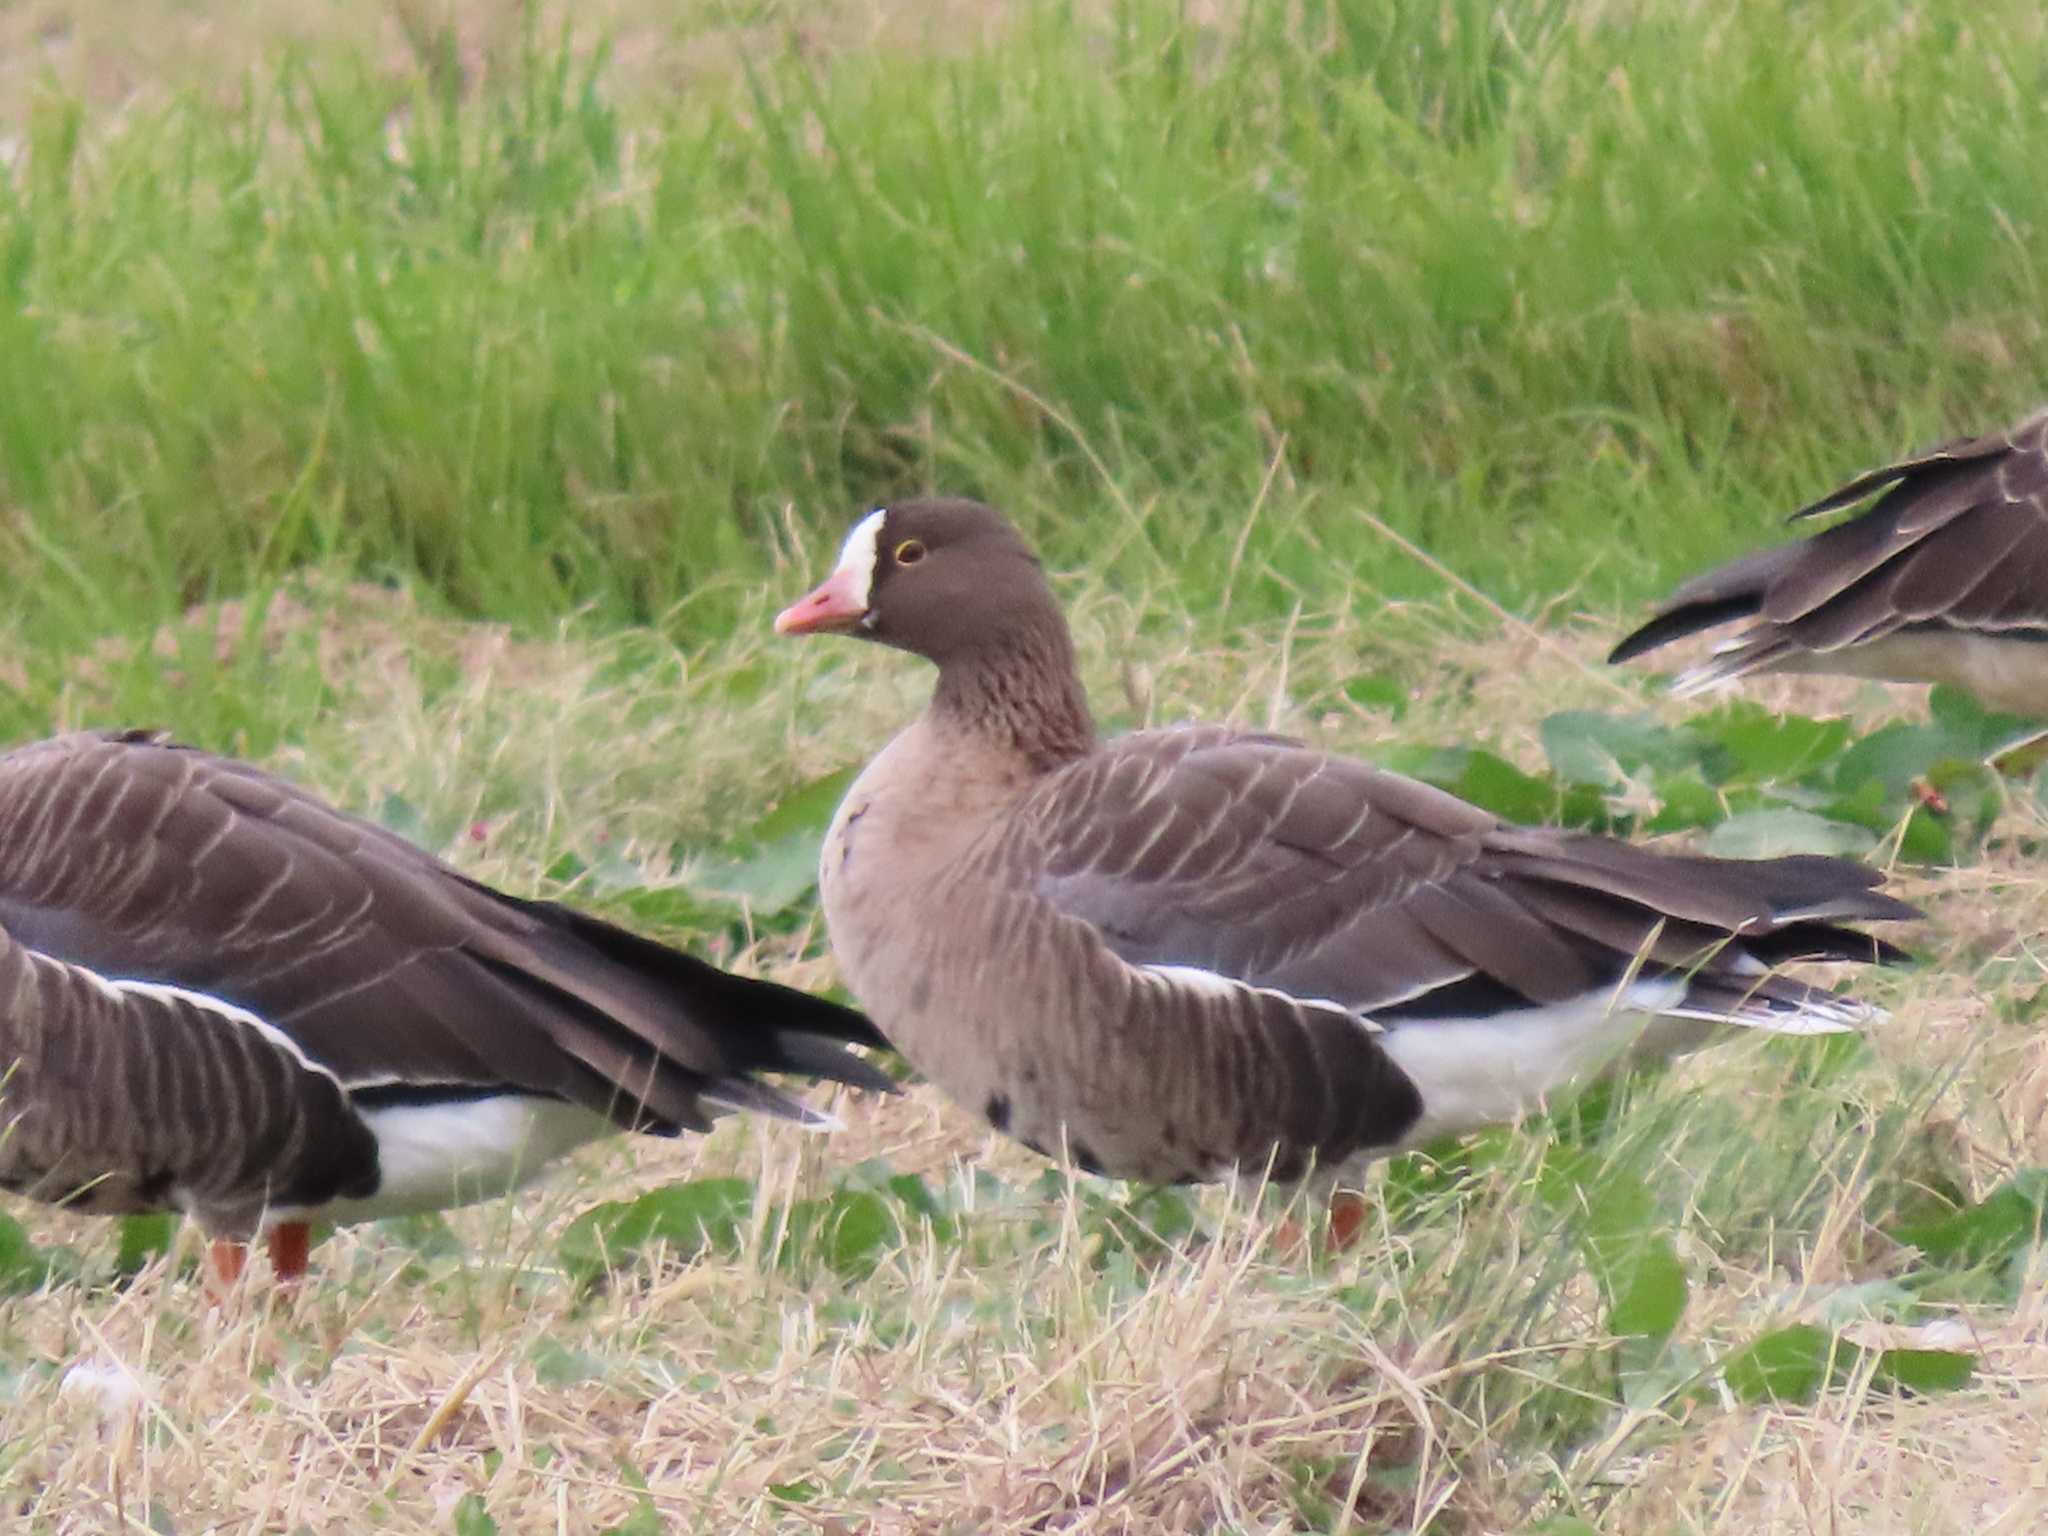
[778,500,1918,1192]
[0,730,888,1250]
[1610,405,2048,712]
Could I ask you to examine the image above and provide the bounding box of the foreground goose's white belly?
[275,1096,612,1226]
[1376,980,1685,1147]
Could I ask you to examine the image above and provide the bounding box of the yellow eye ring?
[894,539,928,565]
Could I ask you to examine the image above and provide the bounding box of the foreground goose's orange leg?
[266,1222,311,1284]
[1327,1190,1370,1252]
[1272,1192,1371,1257]
[205,1239,249,1303]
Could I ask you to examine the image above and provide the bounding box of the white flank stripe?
[73,970,344,1089]
[1140,962,1382,1031]
[835,508,888,610]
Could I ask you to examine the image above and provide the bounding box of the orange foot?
[1271,1192,1372,1256]
[1327,1190,1370,1252]
[266,1222,311,1284]
[206,1238,248,1304]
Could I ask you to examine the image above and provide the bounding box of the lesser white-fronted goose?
[0,730,889,1287]
[1610,405,2048,712]
[775,500,1916,1208]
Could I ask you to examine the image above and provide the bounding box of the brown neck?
[928,613,1097,774]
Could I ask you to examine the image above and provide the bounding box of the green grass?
[3,0,2046,664]
[1,3,2047,1531]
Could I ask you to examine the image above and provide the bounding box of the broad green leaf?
[782,1190,898,1278]
[1927,684,2039,752]
[1603,1236,1687,1339]
[681,767,856,914]
[0,1212,55,1293]
[372,792,436,849]
[1538,1149,1687,1340]
[377,1211,463,1260]
[453,1493,499,1536]
[734,766,859,847]
[768,1480,819,1504]
[1810,1278,1917,1326]
[1645,768,1723,832]
[528,1338,609,1387]
[1698,702,1853,781]
[1722,1323,1831,1404]
[558,1177,754,1282]
[602,1460,664,1536]
[599,1499,662,1536]
[114,1213,179,1276]
[1701,807,1875,859]
[1342,673,1409,719]
[1891,1171,2048,1268]
[1384,745,1558,824]
[1870,1347,1975,1395]
[1540,710,1696,787]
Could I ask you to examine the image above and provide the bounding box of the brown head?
[774,499,1059,659]
[776,499,1095,767]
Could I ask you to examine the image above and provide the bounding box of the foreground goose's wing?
[0,919,379,1221]
[0,732,888,1141]
[1027,727,1912,1023]
[1609,407,2048,709]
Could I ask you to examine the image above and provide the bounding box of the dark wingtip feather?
[1609,594,1763,664]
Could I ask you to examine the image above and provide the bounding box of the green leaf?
[681,767,856,914]
[1870,1347,1975,1395]
[601,1460,664,1536]
[768,1480,819,1504]
[1525,1519,1601,1536]
[0,1212,55,1293]
[1540,710,1695,787]
[1697,702,1853,781]
[1891,1171,2048,1268]
[1645,767,1723,832]
[782,1190,899,1278]
[1342,672,1409,720]
[1538,1150,1687,1340]
[378,1212,463,1260]
[114,1213,179,1276]
[599,1500,662,1536]
[1722,1323,1832,1404]
[558,1178,754,1283]
[452,1493,499,1536]
[1602,1235,1687,1338]
[1701,807,1876,859]
[1384,745,1559,824]
[528,1338,609,1387]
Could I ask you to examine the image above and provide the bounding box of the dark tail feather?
[1609,593,1763,664]
[518,893,895,1075]
[1610,543,1804,665]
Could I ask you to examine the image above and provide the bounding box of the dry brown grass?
[0,0,1019,130]
[2,573,2045,1533]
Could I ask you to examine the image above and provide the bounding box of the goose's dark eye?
[894,539,928,566]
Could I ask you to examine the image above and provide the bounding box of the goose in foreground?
[775,500,1917,1214]
[1610,405,2048,713]
[0,730,890,1289]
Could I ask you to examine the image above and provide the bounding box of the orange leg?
[1327,1190,1370,1252]
[266,1222,311,1284]
[206,1239,248,1303]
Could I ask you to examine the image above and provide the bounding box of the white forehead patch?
[832,508,888,608]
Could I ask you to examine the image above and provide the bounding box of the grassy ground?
[1,2,2046,1531]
